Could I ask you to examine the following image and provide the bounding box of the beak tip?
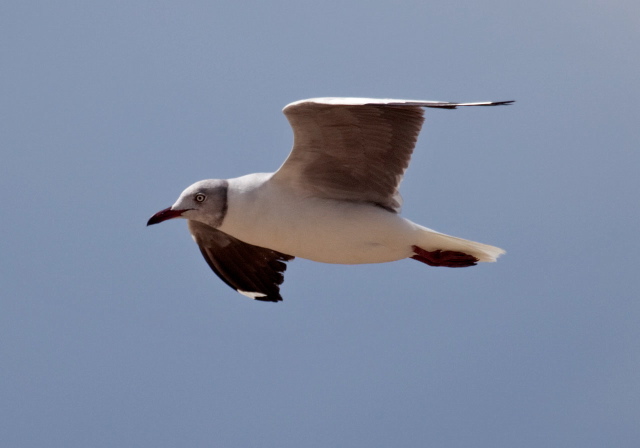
[146,206,183,227]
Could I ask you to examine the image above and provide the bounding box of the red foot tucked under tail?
[411,245,479,268]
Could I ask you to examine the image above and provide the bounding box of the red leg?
[411,245,479,268]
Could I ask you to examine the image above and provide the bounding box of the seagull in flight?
[147,97,512,302]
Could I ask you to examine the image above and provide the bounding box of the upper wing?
[188,220,294,302]
[272,98,513,213]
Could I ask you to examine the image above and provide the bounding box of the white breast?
[218,174,418,264]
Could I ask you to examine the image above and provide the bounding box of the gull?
[147,97,512,302]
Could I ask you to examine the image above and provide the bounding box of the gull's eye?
[194,193,206,203]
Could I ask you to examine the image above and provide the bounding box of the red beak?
[147,207,186,226]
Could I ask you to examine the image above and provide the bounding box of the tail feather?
[415,226,505,263]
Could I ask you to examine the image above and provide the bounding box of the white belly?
[218,177,418,264]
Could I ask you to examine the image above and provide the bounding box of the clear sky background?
[2,1,639,447]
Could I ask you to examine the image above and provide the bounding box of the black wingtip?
[493,100,515,106]
[462,100,515,107]
[425,100,515,109]
[237,290,283,302]
[257,295,283,303]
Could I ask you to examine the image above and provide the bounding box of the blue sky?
[2,1,639,447]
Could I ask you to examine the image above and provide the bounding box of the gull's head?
[147,179,229,228]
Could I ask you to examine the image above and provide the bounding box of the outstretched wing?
[188,220,294,302]
[274,98,423,213]
[272,97,512,213]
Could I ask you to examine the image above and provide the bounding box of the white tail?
[415,225,505,263]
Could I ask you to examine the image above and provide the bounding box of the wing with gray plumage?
[188,220,294,302]
[273,97,513,213]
